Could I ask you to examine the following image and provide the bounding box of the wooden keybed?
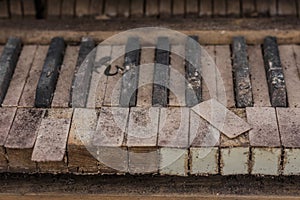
[0,0,300,19]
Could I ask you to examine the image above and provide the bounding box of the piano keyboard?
[1,0,299,19]
[0,35,300,176]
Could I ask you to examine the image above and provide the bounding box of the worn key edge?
[0,37,22,105]
[35,37,66,108]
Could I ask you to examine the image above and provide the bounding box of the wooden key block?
[220,108,250,175]
[0,0,9,18]
[0,108,17,171]
[128,147,158,174]
[246,107,281,175]
[94,107,129,173]
[32,109,73,173]
[5,108,45,172]
[68,108,99,173]
[190,111,220,175]
[131,0,143,17]
[227,0,240,16]
[199,0,212,16]
[158,108,189,176]
[127,107,159,174]
[277,108,300,175]
[76,0,90,17]
[61,0,75,18]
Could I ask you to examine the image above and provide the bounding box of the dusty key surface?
[127,107,159,174]
[2,45,37,107]
[52,46,79,108]
[68,108,99,173]
[5,108,45,172]
[158,108,189,176]
[246,107,281,175]
[19,46,48,107]
[32,109,73,172]
[94,107,129,173]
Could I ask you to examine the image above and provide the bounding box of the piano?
[0,0,299,178]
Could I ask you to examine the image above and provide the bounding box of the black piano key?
[232,36,253,107]
[35,37,65,108]
[119,37,140,107]
[70,37,95,107]
[185,35,201,107]
[263,36,287,107]
[0,37,22,105]
[152,37,170,107]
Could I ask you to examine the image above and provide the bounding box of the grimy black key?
[35,37,65,108]
[119,37,140,107]
[0,37,22,105]
[232,36,253,107]
[152,37,170,107]
[70,37,95,108]
[263,36,287,107]
[185,35,201,107]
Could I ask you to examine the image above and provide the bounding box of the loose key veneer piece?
[191,99,251,138]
